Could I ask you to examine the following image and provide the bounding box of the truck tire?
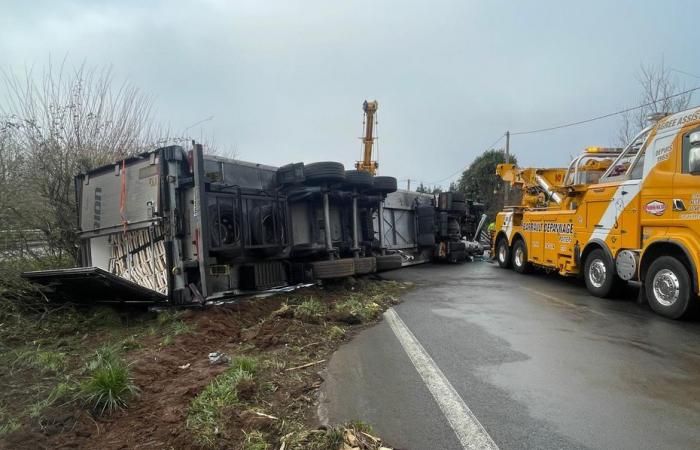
[496,237,511,269]
[344,170,374,189]
[312,258,355,279]
[645,256,693,319]
[584,248,623,298]
[304,162,346,185]
[511,239,531,273]
[354,256,376,275]
[371,176,398,194]
[376,254,403,271]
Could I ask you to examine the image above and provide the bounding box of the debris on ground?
[0,277,410,449]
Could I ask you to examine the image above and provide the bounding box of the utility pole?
[504,131,510,204]
[407,179,411,191]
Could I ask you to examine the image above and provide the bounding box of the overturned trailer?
[23,144,485,304]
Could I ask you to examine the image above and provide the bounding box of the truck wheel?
[645,256,692,319]
[496,237,511,269]
[511,239,531,273]
[371,176,398,194]
[354,256,377,275]
[584,248,622,298]
[312,258,355,279]
[344,170,374,189]
[304,162,346,185]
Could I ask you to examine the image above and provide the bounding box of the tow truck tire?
[645,256,692,319]
[496,237,511,269]
[511,239,531,273]
[312,258,355,279]
[375,254,403,272]
[584,248,622,298]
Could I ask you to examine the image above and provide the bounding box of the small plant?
[335,295,381,323]
[12,346,67,374]
[171,320,193,335]
[28,379,76,418]
[187,364,256,447]
[120,335,142,351]
[79,354,139,415]
[327,325,346,340]
[161,334,174,347]
[294,297,326,323]
[0,403,20,437]
[243,430,269,450]
[231,355,258,373]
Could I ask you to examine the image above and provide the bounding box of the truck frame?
[493,107,700,319]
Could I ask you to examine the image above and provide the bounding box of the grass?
[11,346,67,374]
[187,357,259,447]
[171,320,193,335]
[327,325,346,340]
[335,295,382,323]
[294,297,326,323]
[79,347,139,415]
[243,430,269,450]
[161,334,174,347]
[0,403,20,437]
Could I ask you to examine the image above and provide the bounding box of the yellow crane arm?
[356,100,379,175]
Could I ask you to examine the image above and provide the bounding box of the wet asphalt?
[318,261,700,450]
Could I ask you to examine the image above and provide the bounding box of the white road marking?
[384,308,499,450]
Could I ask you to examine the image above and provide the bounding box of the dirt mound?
[1,280,407,450]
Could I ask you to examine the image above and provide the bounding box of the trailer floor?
[320,261,700,450]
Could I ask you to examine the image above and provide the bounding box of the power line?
[671,67,700,80]
[511,85,700,136]
[428,133,505,185]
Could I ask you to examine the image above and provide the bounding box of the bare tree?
[0,61,161,261]
[618,59,693,145]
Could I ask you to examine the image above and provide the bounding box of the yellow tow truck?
[493,107,700,319]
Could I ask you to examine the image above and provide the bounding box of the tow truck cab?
[494,107,700,319]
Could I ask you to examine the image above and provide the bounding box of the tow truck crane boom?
[356,100,379,175]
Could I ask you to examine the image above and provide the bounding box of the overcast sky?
[2,0,699,188]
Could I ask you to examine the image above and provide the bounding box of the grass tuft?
[294,297,326,323]
[327,325,346,340]
[187,363,256,447]
[243,430,269,450]
[79,352,139,416]
[231,355,258,374]
[12,346,67,374]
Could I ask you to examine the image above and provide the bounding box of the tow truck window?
[628,147,646,179]
[681,126,700,173]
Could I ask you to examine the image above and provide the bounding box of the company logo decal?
[644,200,666,216]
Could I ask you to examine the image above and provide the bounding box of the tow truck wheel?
[511,239,531,273]
[496,237,511,269]
[584,248,622,298]
[645,256,692,319]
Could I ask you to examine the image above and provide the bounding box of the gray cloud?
[1,0,697,187]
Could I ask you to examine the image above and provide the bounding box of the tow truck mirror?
[690,132,700,174]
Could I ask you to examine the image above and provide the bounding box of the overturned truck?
[24,144,486,304]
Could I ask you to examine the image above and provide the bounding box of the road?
[318,261,700,450]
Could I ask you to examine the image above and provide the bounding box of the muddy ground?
[0,277,411,449]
